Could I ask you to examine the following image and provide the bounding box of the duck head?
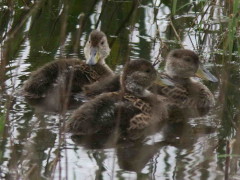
[121,59,157,97]
[84,30,110,65]
[165,49,218,82]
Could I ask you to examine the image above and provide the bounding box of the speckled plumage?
[66,60,168,138]
[22,30,112,99]
[83,49,217,116]
[150,49,216,115]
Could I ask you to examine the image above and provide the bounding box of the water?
[0,0,240,179]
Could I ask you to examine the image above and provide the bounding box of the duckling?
[66,59,168,138]
[22,30,113,99]
[84,49,217,115]
[150,49,218,115]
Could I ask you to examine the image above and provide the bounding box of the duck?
[83,49,217,116]
[150,49,218,115]
[66,59,169,139]
[22,30,113,99]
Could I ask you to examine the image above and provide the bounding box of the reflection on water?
[0,0,240,179]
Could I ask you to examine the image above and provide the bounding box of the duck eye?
[184,57,192,62]
[145,69,151,73]
[88,40,90,43]
[101,41,104,45]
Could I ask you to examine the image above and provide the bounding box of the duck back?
[22,59,112,98]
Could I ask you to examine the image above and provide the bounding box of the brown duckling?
[84,49,217,115]
[22,30,113,99]
[151,49,218,115]
[66,59,168,138]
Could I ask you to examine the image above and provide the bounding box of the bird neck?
[121,77,150,98]
[98,58,114,75]
[98,57,105,64]
[124,88,150,97]
[166,73,191,85]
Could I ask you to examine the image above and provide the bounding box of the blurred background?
[0,0,240,179]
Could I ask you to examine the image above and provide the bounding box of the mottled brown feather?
[22,59,112,98]
[22,30,112,99]
[67,60,168,138]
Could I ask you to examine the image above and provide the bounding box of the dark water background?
[0,0,240,179]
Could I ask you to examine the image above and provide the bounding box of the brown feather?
[67,59,168,139]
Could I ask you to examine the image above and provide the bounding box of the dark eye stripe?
[184,58,191,62]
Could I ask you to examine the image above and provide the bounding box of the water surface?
[0,0,240,179]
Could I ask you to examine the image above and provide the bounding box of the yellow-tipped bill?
[195,64,218,82]
[154,76,175,87]
[86,47,100,65]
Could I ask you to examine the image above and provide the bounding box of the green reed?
[171,0,178,16]
[224,0,239,57]
[0,114,5,135]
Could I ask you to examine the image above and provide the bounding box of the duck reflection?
[25,90,87,113]
[70,120,216,174]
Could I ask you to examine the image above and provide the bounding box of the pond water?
[0,0,240,179]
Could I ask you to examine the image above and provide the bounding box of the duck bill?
[154,77,175,86]
[195,64,218,82]
[86,47,99,65]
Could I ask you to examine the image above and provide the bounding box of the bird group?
[22,30,218,140]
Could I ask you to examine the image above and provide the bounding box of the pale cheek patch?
[84,45,90,60]
[142,90,151,97]
[99,45,110,60]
